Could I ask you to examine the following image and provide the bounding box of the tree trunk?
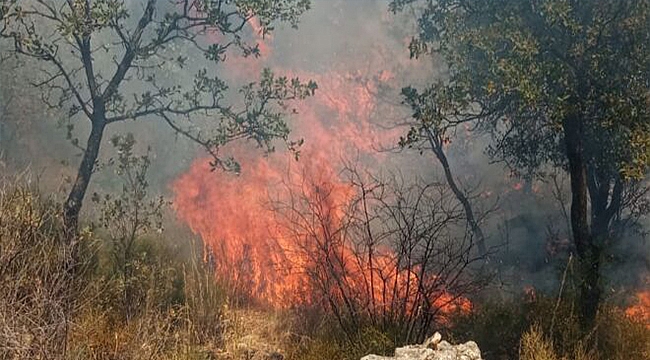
[63,120,105,241]
[425,129,488,257]
[563,114,599,327]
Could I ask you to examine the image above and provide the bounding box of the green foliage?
[234,0,311,32]
[93,134,166,236]
[91,134,168,320]
[393,0,650,329]
[1,0,316,168]
[393,0,650,179]
[288,337,344,360]
[1,0,317,237]
[58,0,129,37]
[286,322,395,360]
[344,326,396,360]
[449,300,531,360]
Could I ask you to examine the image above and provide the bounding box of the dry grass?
[451,294,650,360]
[65,240,228,360]
[0,185,86,359]
[219,308,293,359]
[519,324,599,360]
[0,183,226,359]
[520,324,559,360]
[282,313,396,360]
[214,306,395,360]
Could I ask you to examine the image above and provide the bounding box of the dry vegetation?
[0,182,648,360]
[0,182,225,359]
[0,185,80,358]
[449,297,650,360]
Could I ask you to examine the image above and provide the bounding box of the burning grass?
[625,290,650,328]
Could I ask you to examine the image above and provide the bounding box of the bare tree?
[0,0,316,243]
[272,165,487,343]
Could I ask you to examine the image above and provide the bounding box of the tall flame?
[172,13,470,316]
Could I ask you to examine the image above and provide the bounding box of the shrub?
[285,314,396,360]
[519,325,559,360]
[69,237,226,360]
[448,298,534,360]
[594,306,650,360]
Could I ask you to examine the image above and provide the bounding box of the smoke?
[0,0,647,304]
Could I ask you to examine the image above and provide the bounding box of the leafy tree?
[92,134,166,321]
[0,0,316,242]
[391,0,650,325]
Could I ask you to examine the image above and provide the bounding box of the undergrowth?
[448,295,650,360]
[0,182,648,360]
[0,183,226,360]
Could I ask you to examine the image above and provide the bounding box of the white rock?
[423,332,442,349]
[360,334,481,360]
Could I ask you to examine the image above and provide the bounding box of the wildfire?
[626,291,650,328]
[172,70,469,314]
[172,8,470,319]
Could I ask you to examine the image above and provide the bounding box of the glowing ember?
[626,291,650,328]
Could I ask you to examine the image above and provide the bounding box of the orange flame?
[172,15,470,318]
[626,291,650,328]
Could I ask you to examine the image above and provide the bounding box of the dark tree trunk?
[426,129,488,257]
[63,119,105,241]
[563,114,600,327]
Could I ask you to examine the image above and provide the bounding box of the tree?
[391,0,650,326]
[92,134,166,321]
[0,0,316,242]
[398,109,490,257]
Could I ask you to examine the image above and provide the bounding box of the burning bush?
[273,166,483,341]
[174,156,486,345]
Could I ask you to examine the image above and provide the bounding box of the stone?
[423,332,442,349]
[360,334,481,360]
